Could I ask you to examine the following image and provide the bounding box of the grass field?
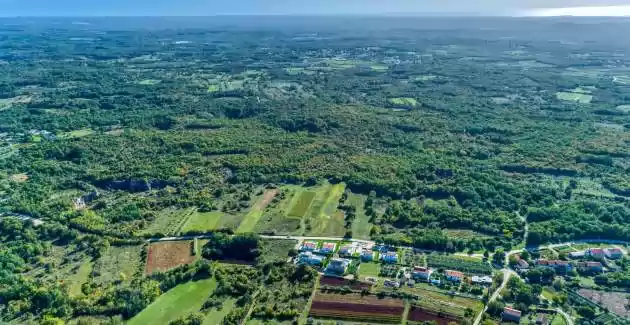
[358,262,380,279]
[616,105,630,113]
[349,193,371,239]
[203,298,237,325]
[93,245,142,284]
[398,286,483,318]
[251,185,303,234]
[556,92,593,103]
[142,207,196,236]
[128,278,217,325]
[445,229,492,241]
[308,183,347,236]
[67,260,92,297]
[551,313,567,325]
[137,79,161,85]
[389,97,419,107]
[288,191,317,218]
[57,128,94,139]
[237,189,278,233]
[181,210,223,233]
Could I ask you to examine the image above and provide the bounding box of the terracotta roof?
[589,248,604,254]
[446,270,464,278]
[503,307,522,317]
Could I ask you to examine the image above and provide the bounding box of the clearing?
[66,260,93,297]
[128,278,217,325]
[288,190,317,218]
[137,79,161,85]
[358,262,381,279]
[203,298,237,325]
[57,128,94,139]
[237,189,279,233]
[388,97,419,107]
[145,241,196,274]
[306,182,346,237]
[616,105,630,113]
[578,289,630,318]
[93,245,143,284]
[142,207,196,236]
[9,173,28,183]
[556,92,593,104]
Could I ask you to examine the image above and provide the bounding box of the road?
[473,268,515,325]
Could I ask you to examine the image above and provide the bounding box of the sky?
[1,0,630,17]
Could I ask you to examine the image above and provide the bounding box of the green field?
[288,191,316,218]
[556,92,593,103]
[616,105,630,113]
[181,210,224,233]
[250,186,304,234]
[308,182,347,236]
[57,128,94,139]
[202,298,237,325]
[137,79,161,85]
[142,207,196,236]
[349,193,371,239]
[358,262,381,278]
[237,190,278,233]
[388,97,419,107]
[127,278,217,325]
[551,313,568,325]
[67,260,93,297]
[414,75,437,81]
[92,245,142,284]
[398,286,484,318]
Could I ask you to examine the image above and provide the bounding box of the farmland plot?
[408,306,461,325]
[93,245,142,284]
[426,254,492,274]
[309,293,404,323]
[556,91,593,103]
[142,207,196,236]
[145,241,195,274]
[307,182,347,236]
[181,210,224,233]
[288,191,316,218]
[237,189,278,233]
[578,289,630,318]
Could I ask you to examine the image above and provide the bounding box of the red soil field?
[309,293,404,323]
[408,307,461,325]
[145,241,196,274]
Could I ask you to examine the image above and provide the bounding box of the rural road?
[473,268,515,325]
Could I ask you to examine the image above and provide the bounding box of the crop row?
[408,307,461,325]
[426,254,493,274]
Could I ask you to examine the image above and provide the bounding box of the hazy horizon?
[2,0,630,17]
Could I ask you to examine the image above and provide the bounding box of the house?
[382,251,398,264]
[502,307,522,323]
[604,248,624,259]
[569,251,586,259]
[326,258,351,274]
[517,259,530,270]
[471,275,493,286]
[577,261,603,273]
[297,252,324,266]
[411,266,433,280]
[535,260,572,273]
[445,270,464,282]
[587,248,605,260]
[339,245,356,257]
[320,242,337,255]
[301,241,317,252]
[536,314,549,325]
[384,279,400,288]
[360,249,374,261]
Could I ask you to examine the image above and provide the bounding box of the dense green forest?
[1,16,630,323]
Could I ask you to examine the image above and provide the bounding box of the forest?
[1,16,630,323]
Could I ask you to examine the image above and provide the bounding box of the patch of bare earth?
[10,173,28,183]
[145,241,195,274]
[255,189,278,210]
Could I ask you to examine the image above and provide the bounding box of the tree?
[493,248,506,266]
[487,300,505,317]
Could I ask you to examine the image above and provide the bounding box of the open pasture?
[237,189,278,233]
[288,190,316,218]
[306,182,347,236]
[388,97,418,107]
[145,241,195,274]
[142,207,195,236]
[556,91,593,103]
[93,245,142,284]
[181,210,224,233]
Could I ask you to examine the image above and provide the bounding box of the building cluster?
[514,247,625,275]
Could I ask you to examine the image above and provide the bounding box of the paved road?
[473,269,515,325]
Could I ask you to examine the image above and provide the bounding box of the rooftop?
[446,270,464,277]
[503,307,522,317]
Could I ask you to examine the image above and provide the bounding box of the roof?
[413,266,429,272]
[518,259,529,267]
[605,248,623,253]
[322,242,336,249]
[446,270,464,278]
[588,248,604,254]
[386,251,397,256]
[586,261,603,267]
[303,241,317,248]
[503,307,522,318]
[361,249,373,255]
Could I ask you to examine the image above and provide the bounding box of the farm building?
[338,244,356,257]
[502,307,522,323]
[569,251,586,259]
[320,242,336,255]
[586,248,605,259]
[382,251,398,264]
[411,266,433,280]
[604,248,623,259]
[301,241,318,252]
[325,258,351,275]
[297,252,325,266]
[445,270,464,282]
[471,275,493,285]
[360,249,374,261]
[517,259,530,270]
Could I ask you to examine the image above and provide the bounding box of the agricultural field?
[66,260,93,297]
[92,245,143,284]
[613,75,630,84]
[305,182,346,236]
[400,249,425,267]
[288,190,316,218]
[616,105,630,113]
[578,289,630,318]
[320,276,373,291]
[399,286,483,319]
[127,278,217,325]
[259,239,297,263]
[57,128,94,139]
[388,97,418,107]
[358,262,381,279]
[444,229,492,241]
[142,207,196,236]
[348,193,372,239]
[145,241,196,274]
[237,189,278,233]
[407,306,461,325]
[426,254,493,274]
[181,210,224,233]
[556,91,593,103]
[309,292,404,323]
[202,298,237,325]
